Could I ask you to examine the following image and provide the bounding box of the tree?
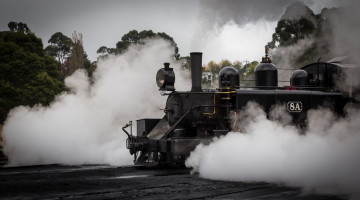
[265,4,339,68]
[207,60,221,75]
[96,46,115,60]
[84,52,96,78]
[66,31,84,76]
[97,46,109,55]
[157,32,180,59]
[267,18,315,48]
[232,61,243,72]
[8,21,31,33]
[242,61,259,81]
[44,32,71,65]
[98,30,180,59]
[219,59,232,68]
[0,23,65,124]
[7,22,17,31]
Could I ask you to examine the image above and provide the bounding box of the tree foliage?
[44,32,71,65]
[8,21,31,34]
[266,4,339,67]
[0,22,65,124]
[242,61,259,80]
[203,60,244,76]
[267,18,315,48]
[97,30,180,60]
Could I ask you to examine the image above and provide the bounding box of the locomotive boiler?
[123,50,351,167]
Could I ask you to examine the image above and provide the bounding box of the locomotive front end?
[123,52,238,166]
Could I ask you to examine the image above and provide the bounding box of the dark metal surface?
[0,165,349,200]
[254,62,278,87]
[219,66,240,89]
[190,52,203,92]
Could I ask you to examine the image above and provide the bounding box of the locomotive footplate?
[127,137,212,165]
[159,138,211,155]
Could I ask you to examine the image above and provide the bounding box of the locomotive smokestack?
[190,52,203,92]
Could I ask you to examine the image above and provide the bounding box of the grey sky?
[0,0,200,62]
[0,0,351,63]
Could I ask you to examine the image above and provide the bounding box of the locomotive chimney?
[190,52,203,92]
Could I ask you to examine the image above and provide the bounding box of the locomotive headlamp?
[156,63,175,91]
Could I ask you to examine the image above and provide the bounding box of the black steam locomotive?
[123,50,352,167]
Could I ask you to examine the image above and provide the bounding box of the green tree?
[83,52,96,78]
[0,22,65,124]
[207,60,221,75]
[44,32,71,65]
[157,32,180,59]
[232,60,243,72]
[8,21,31,33]
[97,46,109,55]
[242,61,259,81]
[219,59,232,68]
[98,30,180,59]
[96,46,115,60]
[267,18,315,48]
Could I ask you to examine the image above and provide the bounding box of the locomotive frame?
[123,51,352,167]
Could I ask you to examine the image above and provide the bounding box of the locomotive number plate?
[287,101,303,112]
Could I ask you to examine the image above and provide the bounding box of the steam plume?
[186,102,360,195]
[2,38,190,166]
[193,0,290,49]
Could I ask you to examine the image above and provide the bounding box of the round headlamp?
[156,63,175,91]
[156,69,165,88]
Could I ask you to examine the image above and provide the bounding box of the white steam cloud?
[186,102,360,195]
[2,38,190,166]
[194,0,290,49]
[271,37,316,85]
[194,0,347,50]
[186,1,360,196]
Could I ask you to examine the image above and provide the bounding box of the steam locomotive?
[123,50,353,167]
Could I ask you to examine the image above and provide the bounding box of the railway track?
[0,165,348,200]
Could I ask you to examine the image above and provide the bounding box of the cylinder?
[190,52,203,92]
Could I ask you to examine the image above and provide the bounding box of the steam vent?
[254,47,278,87]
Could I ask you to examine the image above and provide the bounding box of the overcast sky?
[0,0,349,63]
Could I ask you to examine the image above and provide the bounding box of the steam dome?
[254,47,278,88]
[219,66,240,89]
[290,69,308,86]
[254,62,278,87]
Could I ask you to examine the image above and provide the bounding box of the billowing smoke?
[322,1,360,96]
[272,37,316,86]
[186,102,360,195]
[2,38,190,166]
[186,1,360,195]
[273,1,360,88]
[194,0,343,49]
[196,0,360,90]
[193,0,291,49]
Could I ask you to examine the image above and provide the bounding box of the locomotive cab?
[300,62,340,89]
